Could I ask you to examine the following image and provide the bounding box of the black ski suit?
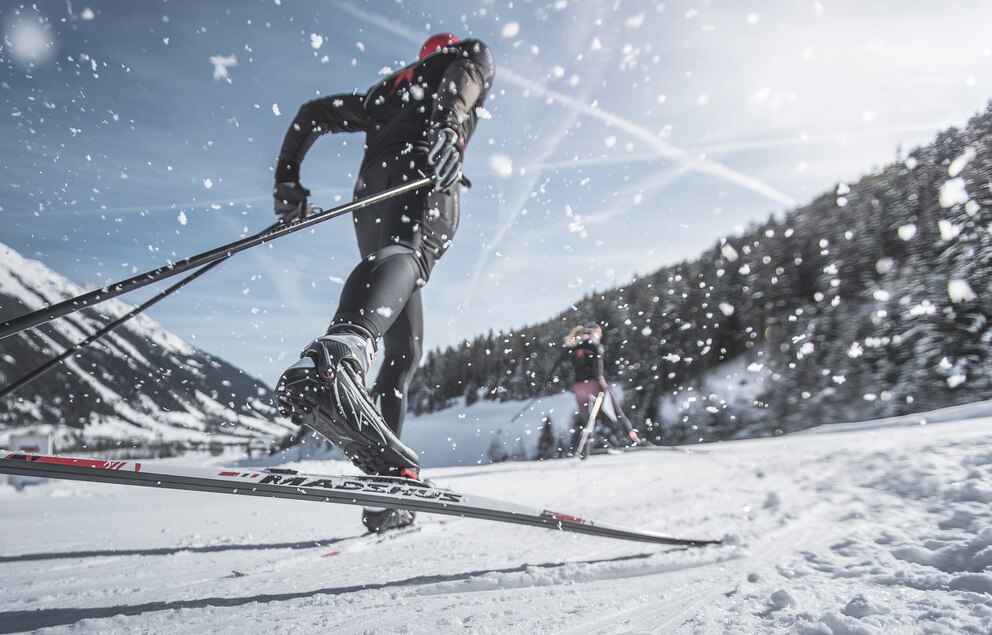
[275,40,495,437]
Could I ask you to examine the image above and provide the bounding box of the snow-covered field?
[2,408,991,633]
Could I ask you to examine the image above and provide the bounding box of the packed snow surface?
[1,407,991,633]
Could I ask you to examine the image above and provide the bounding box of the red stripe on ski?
[219,471,240,477]
[545,511,592,525]
[32,456,119,470]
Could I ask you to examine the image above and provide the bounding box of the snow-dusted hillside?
[0,242,292,447]
[1,400,990,633]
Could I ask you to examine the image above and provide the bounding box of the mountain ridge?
[0,241,293,449]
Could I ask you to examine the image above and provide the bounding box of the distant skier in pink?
[553,323,639,454]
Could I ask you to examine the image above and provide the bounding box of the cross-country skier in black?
[272,33,495,532]
[551,323,639,456]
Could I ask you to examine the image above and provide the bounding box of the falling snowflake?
[210,54,237,81]
[948,147,976,177]
[939,178,968,208]
[625,13,645,28]
[947,279,976,303]
[720,241,739,262]
[488,154,513,178]
[947,374,966,388]
[897,224,917,241]
[937,220,960,241]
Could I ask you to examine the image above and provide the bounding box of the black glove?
[427,127,463,192]
[273,181,310,223]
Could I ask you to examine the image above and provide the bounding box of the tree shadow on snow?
[0,552,657,633]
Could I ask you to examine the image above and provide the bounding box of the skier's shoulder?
[453,39,495,76]
[419,39,494,78]
[365,40,493,95]
[453,38,493,59]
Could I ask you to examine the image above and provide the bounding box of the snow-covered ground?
[2,407,991,633]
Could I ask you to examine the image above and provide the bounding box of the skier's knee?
[369,244,433,284]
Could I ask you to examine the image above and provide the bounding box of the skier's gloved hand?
[426,127,464,192]
[273,181,311,223]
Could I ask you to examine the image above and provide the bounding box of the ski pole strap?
[0,177,432,340]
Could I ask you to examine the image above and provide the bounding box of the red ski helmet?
[420,33,459,59]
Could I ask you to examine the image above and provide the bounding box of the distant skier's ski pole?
[577,392,605,460]
[508,394,544,423]
[0,177,433,341]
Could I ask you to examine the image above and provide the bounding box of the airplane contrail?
[329,0,795,207]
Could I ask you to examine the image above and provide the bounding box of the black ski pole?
[0,176,433,341]
[0,253,235,400]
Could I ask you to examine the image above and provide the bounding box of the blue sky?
[3,0,992,384]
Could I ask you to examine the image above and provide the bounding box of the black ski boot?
[362,507,416,534]
[275,332,421,476]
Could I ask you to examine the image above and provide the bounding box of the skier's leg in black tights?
[324,164,457,436]
[370,290,423,436]
[329,244,423,341]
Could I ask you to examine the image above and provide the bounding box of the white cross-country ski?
[0,453,722,546]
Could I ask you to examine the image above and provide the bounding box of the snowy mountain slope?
[1,402,990,633]
[0,241,292,447]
